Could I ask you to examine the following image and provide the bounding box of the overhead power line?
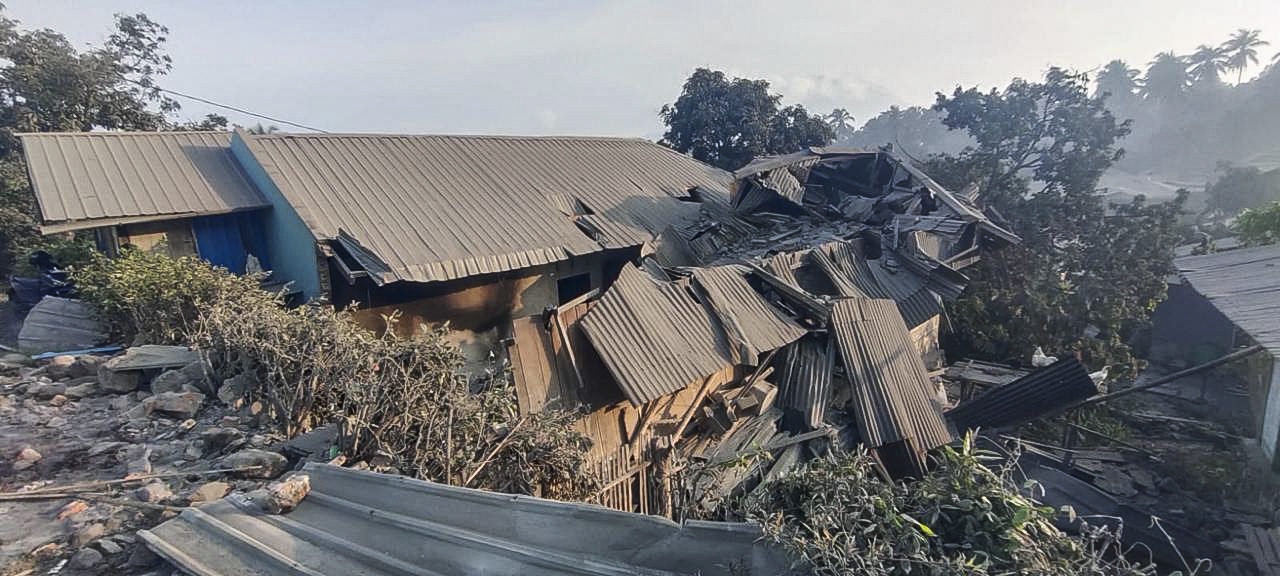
[124,77,330,133]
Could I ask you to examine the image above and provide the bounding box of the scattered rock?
[179,418,197,432]
[29,542,62,559]
[188,481,231,504]
[261,474,311,514]
[64,380,99,399]
[178,358,213,394]
[133,482,173,504]
[46,415,67,428]
[46,355,77,379]
[26,381,66,400]
[202,427,245,454]
[125,446,153,476]
[69,354,105,378]
[47,393,68,407]
[57,500,90,520]
[222,448,289,479]
[144,391,205,419]
[69,547,104,570]
[88,441,127,458]
[93,537,124,556]
[127,544,161,568]
[184,441,204,460]
[217,374,252,408]
[71,523,107,547]
[98,360,141,393]
[148,369,190,394]
[14,446,42,470]
[122,402,152,421]
[108,395,135,411]
[1,352,33,366]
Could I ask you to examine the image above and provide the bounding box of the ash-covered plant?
[75,248,270,344]
[77,250,597,499]
[738,436,1179,575]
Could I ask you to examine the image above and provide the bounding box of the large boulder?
[221,449,289,479]
[144,391,206,419]
[98,346,202,394]
[45,355,76,379]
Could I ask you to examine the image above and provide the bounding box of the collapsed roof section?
[672,145,1018,271]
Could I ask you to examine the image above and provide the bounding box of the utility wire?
[123,77,330,133]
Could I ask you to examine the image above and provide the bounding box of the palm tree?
[1187,44,1227,85]
[1223,28,1269,83]
[1095,59,1140,97]
[825,108,855,141]
[1142,52,1189,102]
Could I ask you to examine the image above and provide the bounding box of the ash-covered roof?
[20,132,269,233]
[1176,244,1280,355]
[241,133,733,284]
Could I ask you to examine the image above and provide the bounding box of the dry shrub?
[77,250,597,499]
[739,436,1181,576]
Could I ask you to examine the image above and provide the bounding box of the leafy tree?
[1204,163,1280,216]
[1141,52,1189,103]
[824,108,855,141]
[843,105,974,157]
[659,68,833,170]
[173,113,229,131]
[1223,28,1269,84]
[1234,201,1280,246]
[0,7,187,275]
[931,68,1185,367]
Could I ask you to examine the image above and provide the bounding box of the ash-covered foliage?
[736,437,1189,576]
[76,250,598,500]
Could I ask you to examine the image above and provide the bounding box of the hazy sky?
[9,1,1280,139]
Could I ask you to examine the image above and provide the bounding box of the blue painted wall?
[229,132,323,299]
[191,211,271,274]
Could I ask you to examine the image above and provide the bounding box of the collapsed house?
[20,135,1037,511]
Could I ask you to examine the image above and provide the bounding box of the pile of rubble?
[0,345,322,575]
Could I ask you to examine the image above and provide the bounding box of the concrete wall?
[1149,282,1238,368]
[229,132,323,299]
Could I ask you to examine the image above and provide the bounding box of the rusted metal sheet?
[830,299,953,457]
[946,357,1098,432]
[242,133,733,284]
[20,132,269,233]
[580,266,732,405]
[689,265,807,363]
[140,463,789,576]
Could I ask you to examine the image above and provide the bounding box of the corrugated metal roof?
[810,241,943,328]
[946,358,1098,432]
[777,334,834,432]
[1176,244,1280,355]
[580,266,733,405]
[20,132,269,233]
[830,298,952,451]
[689,265,807,362]
[140,463,787,576]
[242,133,733,284]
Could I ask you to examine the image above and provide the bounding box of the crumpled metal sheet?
[140,463,789,576]
[17,296,106,354]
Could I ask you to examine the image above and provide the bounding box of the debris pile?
[0,345,317,574]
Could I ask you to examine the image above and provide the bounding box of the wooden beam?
[551,310,587,391]
[629,401,661,450]
[670,375,717,443]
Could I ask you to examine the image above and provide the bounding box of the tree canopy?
[1234,201,1280,246]
[659,68,833,171]
[0,7,190,273]
[930,69,1185,367]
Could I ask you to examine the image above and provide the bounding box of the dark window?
[557,273,591,305]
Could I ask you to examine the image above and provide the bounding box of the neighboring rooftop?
[20,132,269,233]
[240,132,734,284]
[1176,244,1280,355]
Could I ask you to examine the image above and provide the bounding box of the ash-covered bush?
[741,436,1180,575]
[76,250,597,499]
[76,248,270,344]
